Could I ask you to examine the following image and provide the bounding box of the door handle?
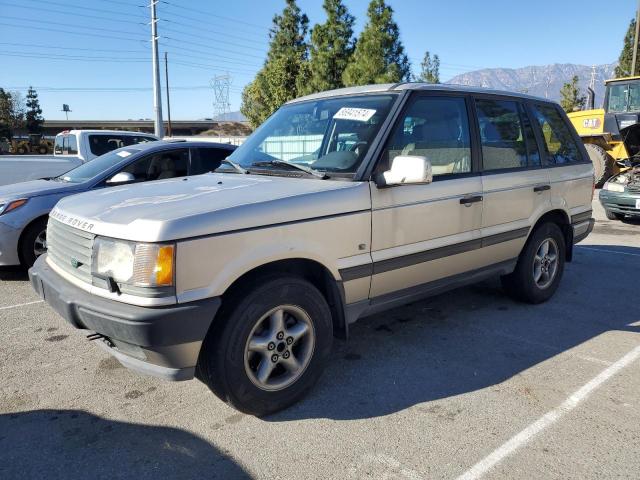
[533,185,551,192]
[460,195,483,205]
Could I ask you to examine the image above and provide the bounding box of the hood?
[52,173,371,242]
[0,179,83,202]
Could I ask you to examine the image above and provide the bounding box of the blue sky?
[0,0,634,120]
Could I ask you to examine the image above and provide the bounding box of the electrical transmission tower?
[589,65,597,91]
[211,74,232,121]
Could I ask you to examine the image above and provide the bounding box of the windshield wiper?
[221,158,248,174]
[252,159,327,179]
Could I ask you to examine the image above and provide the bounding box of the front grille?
[46,218,95,284]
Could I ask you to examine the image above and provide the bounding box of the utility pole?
[150,0,164,137]
[165,51,172,137]
[633,0,640,76]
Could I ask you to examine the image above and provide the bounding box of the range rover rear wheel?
[501,222,566,304]
[198,275,333,416]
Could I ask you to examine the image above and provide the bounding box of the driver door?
[369,94,483,299]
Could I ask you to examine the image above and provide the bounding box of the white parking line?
[456,343,640,480]
[577,246,640,257]
[0,300,44,311]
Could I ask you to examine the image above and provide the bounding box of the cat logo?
[582,118,601,129]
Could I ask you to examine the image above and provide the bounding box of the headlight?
[0,198,28,215]
[603,181,625,193]
[92,237,174,287]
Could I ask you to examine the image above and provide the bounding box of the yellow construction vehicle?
[9,134,54,155]
[568,76,640,186]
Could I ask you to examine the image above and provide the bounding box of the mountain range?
[447,63,618,106]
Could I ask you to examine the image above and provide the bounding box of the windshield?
[227,94,398,176]
[56,148,140,183]
[607,82,640,112]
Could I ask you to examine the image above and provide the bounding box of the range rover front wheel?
[198,275,333,416]
[501,222,566,304]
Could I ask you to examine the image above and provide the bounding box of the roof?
[57,129,158,136]
[287,82,553,104]
[132,140,237,152]
[605,76,640,84]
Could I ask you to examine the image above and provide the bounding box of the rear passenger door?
[476,97,550,264]
[369,94,484,299]
[528,103,593,218]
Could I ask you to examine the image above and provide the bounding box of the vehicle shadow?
[0,266,28,281]
[0,409,251,479]
[267,243,640,422]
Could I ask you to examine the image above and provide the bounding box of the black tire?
[584,143,613,187]
[198,275,333,416]
[19,217,48,268]
[16,146,28,155]
[605,210,624,221]
[501,222,566,304]
[37,146,48,155]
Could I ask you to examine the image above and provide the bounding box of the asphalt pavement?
[0,198,638,479]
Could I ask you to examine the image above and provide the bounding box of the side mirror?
[376,155,432,187]
[106,172,135,185]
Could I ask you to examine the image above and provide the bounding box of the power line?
[163,36,264,60]
[161,0,269,31]
[2,16,147,38]
[0,23,145,43]
[161,24,267,51]
[0,41,148,54]
[14,0,146,19]
[0,1,143,25]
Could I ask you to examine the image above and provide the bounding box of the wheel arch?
[529,209,573,262]
[218,258,348,339]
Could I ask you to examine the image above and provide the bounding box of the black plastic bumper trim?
[29,256,220,348]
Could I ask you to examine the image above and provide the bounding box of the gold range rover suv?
[30,83,595,415]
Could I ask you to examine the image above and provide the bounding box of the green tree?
[241,0,309,127]
[342,0,410,86]
[25,86,43,134]
[299,0,355,95]
[560,75,586,112]
[415,51,440,84]
[0,89,25,139]
[615,17,638,77]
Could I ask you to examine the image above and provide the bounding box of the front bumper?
[599,189,640,217]
[0,218,22,266]
[29,255,221,381]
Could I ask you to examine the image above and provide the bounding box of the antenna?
[211,73,232,121]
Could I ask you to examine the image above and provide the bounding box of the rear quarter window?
[530,104,583,165]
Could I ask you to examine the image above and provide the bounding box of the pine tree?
[615,18,637,78]
[560,76,586,112]
[241,0,309,127]
[25,86,43,134]
[342,0,410,87]
[415,51,440,84]
[300,0,355,95]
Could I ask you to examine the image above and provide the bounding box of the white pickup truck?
[0,130,157,186]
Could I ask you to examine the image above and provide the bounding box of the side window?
[530,104,583,165]
[54,136,64,154]
[476,99,527,171]
[120,149,189,181]
[191,147,231,174]
[382,96,472,177]
[122,135,157,147]
[67,135,78,155]
[89,135,122,156]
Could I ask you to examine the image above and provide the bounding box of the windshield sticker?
[116,151,132,158]
[333,107,376,122]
